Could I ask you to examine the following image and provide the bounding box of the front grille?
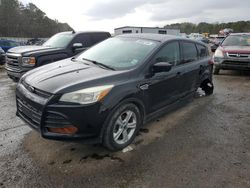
[227,53,250,59]
[44,111,71,128]
[223,61,250,66]
[17,98,42,128]
[6,54,21,71]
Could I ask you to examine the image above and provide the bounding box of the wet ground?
[0,67,250,188]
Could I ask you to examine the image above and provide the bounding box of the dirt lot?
[0,67,250,188]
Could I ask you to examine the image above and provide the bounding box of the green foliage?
[164,21,250,34]
[0,0,73,37]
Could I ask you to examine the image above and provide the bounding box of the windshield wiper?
[82,58,115,70]
[71,57,90,65]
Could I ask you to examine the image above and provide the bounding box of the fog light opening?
[48,126,78,134]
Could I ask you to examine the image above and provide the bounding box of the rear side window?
[154,41,180,65]
[91,33,109,44]
[181,42,198,63]
[71,34,91,47]
[196,44,208,58]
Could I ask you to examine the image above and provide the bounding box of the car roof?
[58,31,110,35]
[117,33,205,44]
[229,33,250,36]
[117,34,177,42]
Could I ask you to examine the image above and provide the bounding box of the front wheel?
[103,103,141,151]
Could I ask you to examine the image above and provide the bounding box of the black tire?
[214,68,220,75]
[103,103,141,151]
[201,81,214,96]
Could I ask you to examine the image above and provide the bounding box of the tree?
[0,0,73,37]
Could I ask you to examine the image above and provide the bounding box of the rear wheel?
[103,103,141,151]
[201,80,214,96]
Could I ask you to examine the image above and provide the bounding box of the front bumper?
[214,57,250,71]
[5,53,33,80]
[5,64,32,81]
[16,83,109,143]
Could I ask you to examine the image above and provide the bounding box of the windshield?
[222,35,250,46]
[43,33,74,48]
[77,37,158,70]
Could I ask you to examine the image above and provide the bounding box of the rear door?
[178,41,205,96]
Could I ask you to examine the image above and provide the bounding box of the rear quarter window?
[181,42,198,63]
[196,44,208,58]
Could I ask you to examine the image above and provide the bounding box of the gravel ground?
[0,67,249,188]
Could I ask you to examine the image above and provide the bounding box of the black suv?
[5,31,111,81]
[16,34,214,151]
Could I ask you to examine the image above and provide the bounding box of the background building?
[114,26,180,36]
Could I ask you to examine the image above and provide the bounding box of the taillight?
[208,60,214,65]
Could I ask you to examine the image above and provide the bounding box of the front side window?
[77,37,159,70]
[181,42,198,63]
[154,42,180,65]
[222,35,250,46]
[43,33,74,48]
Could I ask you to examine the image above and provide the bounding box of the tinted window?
[196,44,207,58]
[154,42,180,65]
[91,33,109,44]
[181,42,198,63]
[72,34,91,47]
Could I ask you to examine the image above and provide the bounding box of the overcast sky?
[21,0,250,33]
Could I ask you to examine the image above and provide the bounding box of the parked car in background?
[16,34,214,150]
[213,33,250,74]
[5,31,111,81]
[0,39,20,52]
[26,38,45,45]
[0,47,5,65]
[210,36,226,52]
[189,33,209,44]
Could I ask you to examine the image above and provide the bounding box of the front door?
[143,41,184,113]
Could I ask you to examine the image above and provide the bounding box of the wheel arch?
[99,97,146,141]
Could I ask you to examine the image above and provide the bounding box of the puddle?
[80,153,124,163]
[63,159,72,164]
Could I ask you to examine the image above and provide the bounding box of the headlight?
[22,57,36,66]
[214,49,224,58]
[59,85,114,104]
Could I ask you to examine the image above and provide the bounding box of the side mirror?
[72,43,83,49]
[152,62,172,73]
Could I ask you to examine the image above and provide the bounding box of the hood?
[221,46,250,53]
[7,45,61,56]
[22,58,126,94]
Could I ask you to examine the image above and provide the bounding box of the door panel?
[142,41,183,113]
[178,41,200,96]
